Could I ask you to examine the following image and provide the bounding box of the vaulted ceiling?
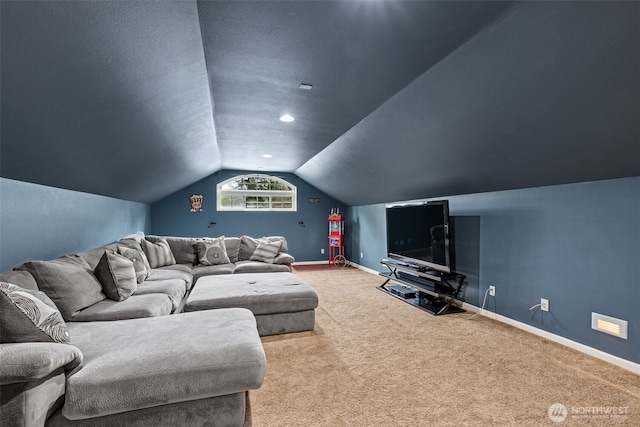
[1,1,638,206]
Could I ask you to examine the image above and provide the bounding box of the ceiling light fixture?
[298,83,313,90]
[262,154,272,158]
[279,114,294,122]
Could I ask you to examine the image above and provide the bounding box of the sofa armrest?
[273,252,295,265]
[0,343,83,385]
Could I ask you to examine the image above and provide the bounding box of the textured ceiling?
[1,1,638,206]
[1,1,221,203]
[196,0,513,172]
[297,0,640,205]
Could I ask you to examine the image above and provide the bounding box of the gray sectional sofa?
[0,233,317,427]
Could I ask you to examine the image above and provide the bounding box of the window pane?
[220,195,244,208]
[245,196,269,209]
[271,196,293,208]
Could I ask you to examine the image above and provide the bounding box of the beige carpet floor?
[249,267,639,426]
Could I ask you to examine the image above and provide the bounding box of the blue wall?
[150,170,346,262]
[346,177,640,364]
[0,178,150,272]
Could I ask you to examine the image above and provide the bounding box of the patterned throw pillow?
[194,237,231,266]
[94,251,137,301]
[118,245,150,283]
[0,282,70,344]
[250,239,283,264]
[141,238,176,269]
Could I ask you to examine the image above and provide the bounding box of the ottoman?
[185,272,318,336]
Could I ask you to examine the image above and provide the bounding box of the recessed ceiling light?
[279,114,294,122]
[298,83,313,90]
[262,154,272,158]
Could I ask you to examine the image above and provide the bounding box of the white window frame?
[217,174,297,212]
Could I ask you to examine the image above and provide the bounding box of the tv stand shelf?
[378,259,465,315]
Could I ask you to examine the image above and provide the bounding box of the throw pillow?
[141,238,176,269]
[223,237,241,263]
[194,237,230,266]
[117,245,150,283]
[0,281,70,344]
[267,236,288,253]
[16,256,105,321]
[250,239,283,264]
[94,251,137,301]
[239,236,286,261]
[238,235,261,261]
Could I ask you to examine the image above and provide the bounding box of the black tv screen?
[386,200,454,273]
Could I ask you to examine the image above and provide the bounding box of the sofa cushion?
[146,235,198,265]
[0,342,83,385]
[76,243,120,270]
[142,238,176,269]
[47,393,247,427]
[135,279,186,312]
[151,263,193,273]
[0,270,39,291]
[273,252,295,266]
[117,245,150,284]
[63,309,266,420]
[94,251,137,301]
[233,260,291,274]
[191,263,236,283]
[120,231,145,244]
[194,237,231,266]
[69,294,173,321]
[16,256,105,321]
[223,237,241,263]
[249,239,282,263]
[0,282,70,344]
[147,267,193,291]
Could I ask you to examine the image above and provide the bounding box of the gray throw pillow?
[250,240,282,264]
[95,251,137,301]
[239,236,286,261]
[16,255,105,321]
[117,245,150,283]
[141,238,176,268]
[194,237,230,266]
[238,235,260,261]
[0,281,70,343]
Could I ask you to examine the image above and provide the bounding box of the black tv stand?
[378,259,465,315]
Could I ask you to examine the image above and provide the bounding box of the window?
[217,174,297,211]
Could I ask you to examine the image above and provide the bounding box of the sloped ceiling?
[1,1,638,206]
[1,1,220,203]
[297,1,640,205]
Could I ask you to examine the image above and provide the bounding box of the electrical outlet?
[360,252,364,259]
[489,285,495,296]
[541,298,549,312]
[321,248,325,255]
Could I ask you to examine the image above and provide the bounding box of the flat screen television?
[386,200,454,274]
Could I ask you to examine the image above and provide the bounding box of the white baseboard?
[461,302,640,375]
[348,261,382,276]
[316,261,640,374]
[292,260,329,266]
